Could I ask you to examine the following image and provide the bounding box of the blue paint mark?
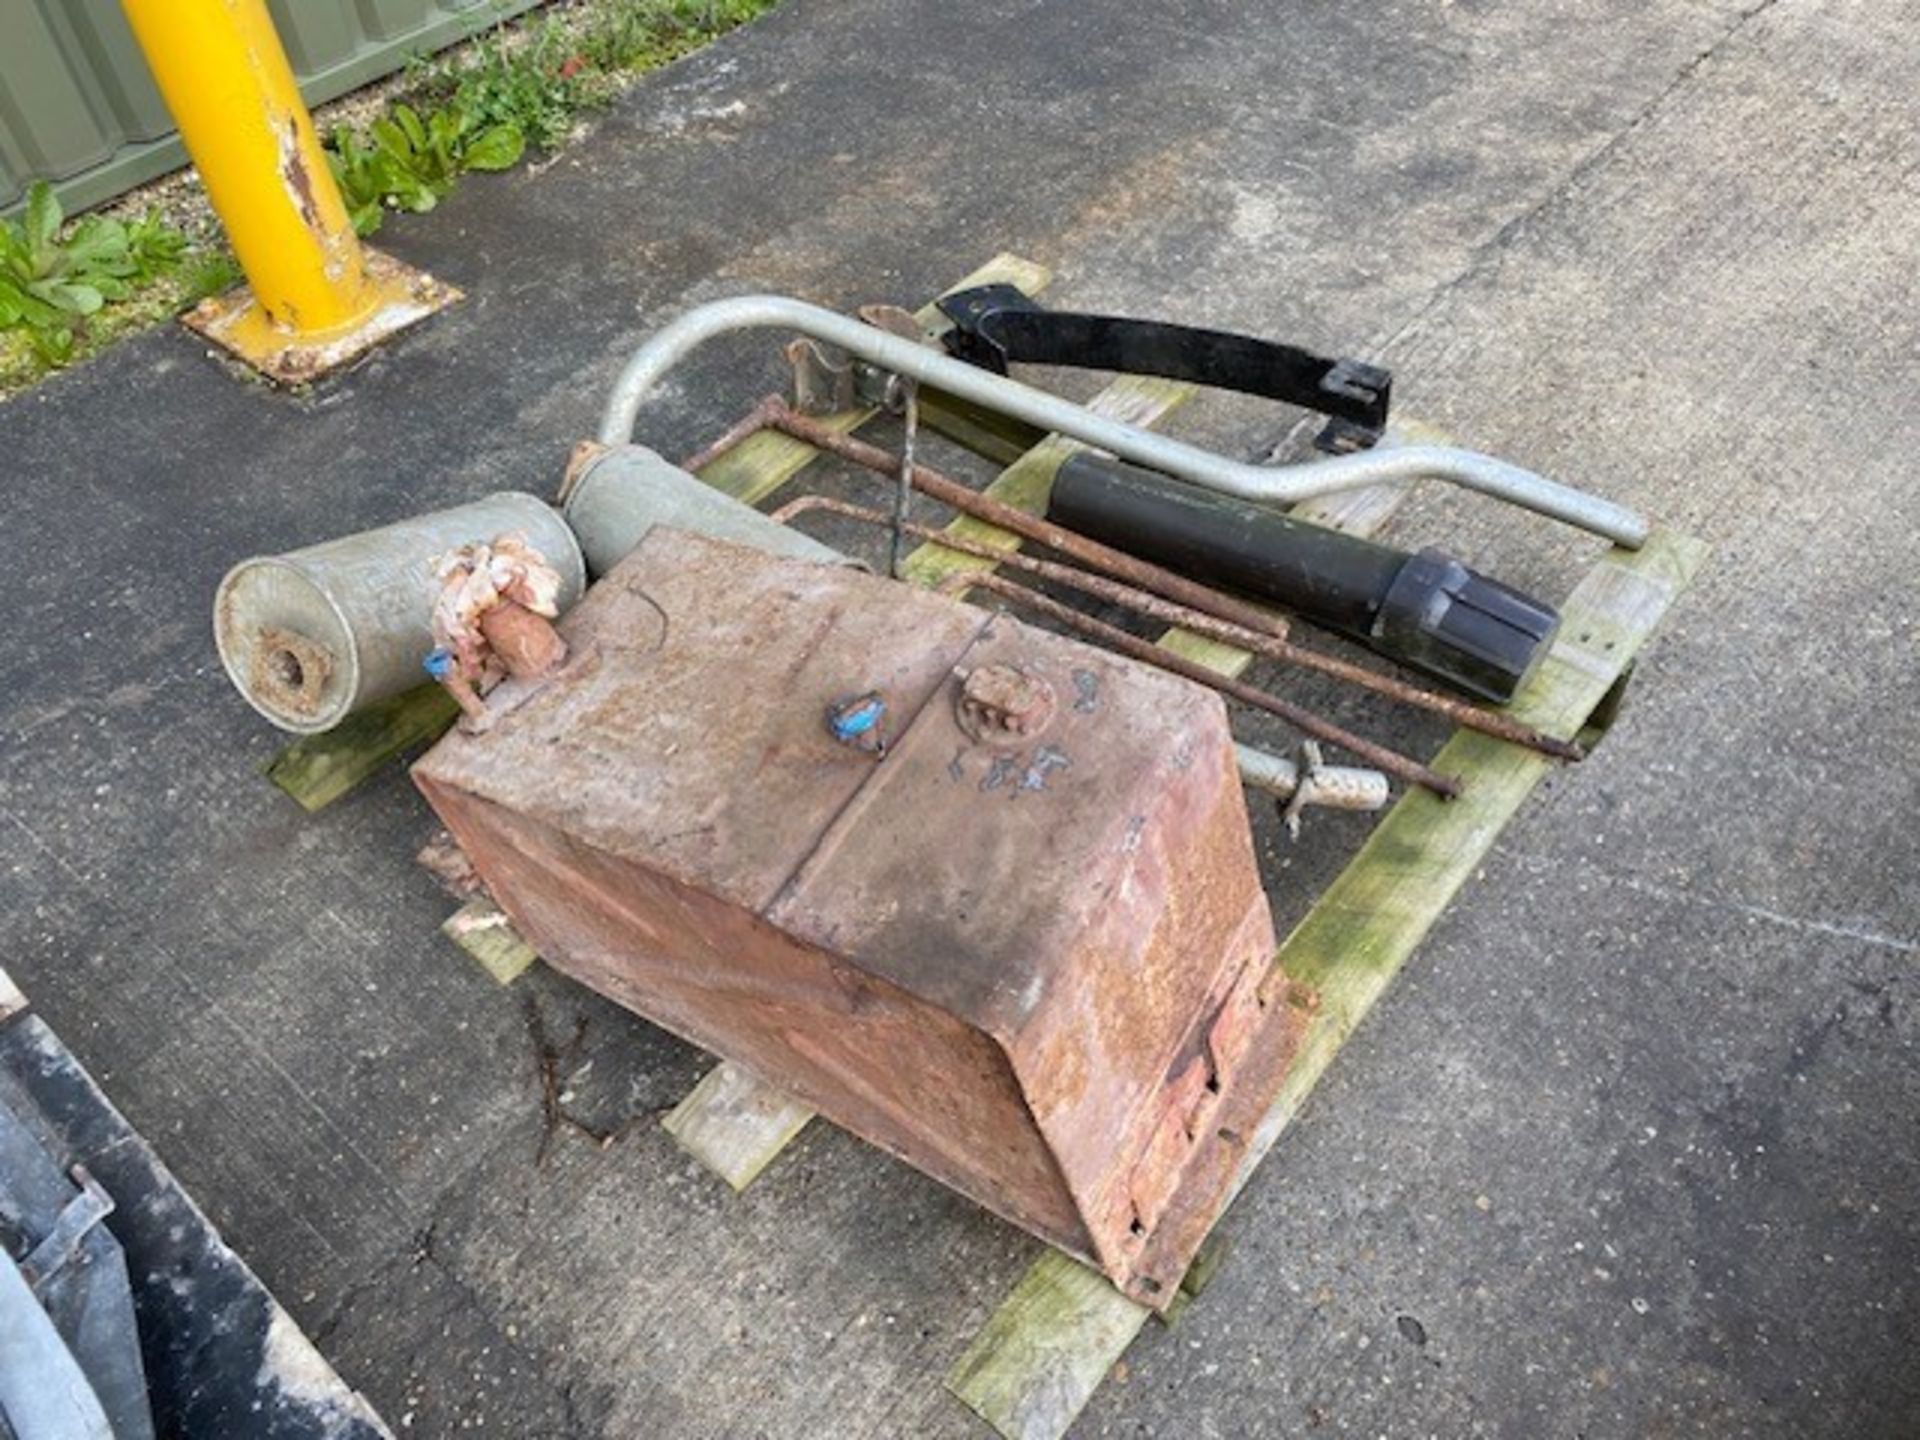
[980,754,1018,792]
[827,691,888,757]
[1016,744,1072,795]
[1072,669,1100,713]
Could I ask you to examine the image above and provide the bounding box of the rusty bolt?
[479,600,569,680]
[957,664,1057,743]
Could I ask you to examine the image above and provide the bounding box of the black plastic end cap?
[1373,549,1560,704]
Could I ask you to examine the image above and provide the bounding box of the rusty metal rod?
[945,569,1464,799]
[692,396,1573,762]
[679,392,787,475]
[699,395,1293,641]
[769,494,1259,636]
[770,494,1581,762]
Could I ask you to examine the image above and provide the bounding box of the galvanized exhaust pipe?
[597,295,1650,548]
[561,442,851,578]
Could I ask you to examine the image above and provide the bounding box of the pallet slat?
[662,1062,817,1191]
[441,899,541,986]
[945,526,1707,1440]
[948,1252,1149,1440]
[265,684,460,812]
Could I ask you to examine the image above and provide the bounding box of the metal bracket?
[936,283,1393,442]
[786,303,939,415]
[19,1165,115,1292]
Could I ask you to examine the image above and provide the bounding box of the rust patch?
[478,601,569,680]
[956,663,1056,744]
[247,625,332,717]
[280,116,321,230]
[416,830,486,900]
[560,440,612,503]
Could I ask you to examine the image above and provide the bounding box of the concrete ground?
[3,0,1915,1434]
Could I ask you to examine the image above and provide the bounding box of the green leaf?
[0,274,59,326]
[22,182,61,261]
[392,102,429,152]
[370,116,418,163]
[428,105,462,151]
[60,217,129,273]
[27,324,76,367]
[30,279,103,315]
[460,123,525,172]
[389,171,439,212]
[177,249,242,303]
[348,201,384,237]
[127,214,187,276]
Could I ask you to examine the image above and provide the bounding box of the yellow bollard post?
[119,0,457,383]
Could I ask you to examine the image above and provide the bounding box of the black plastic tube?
[1046,453,1559,703]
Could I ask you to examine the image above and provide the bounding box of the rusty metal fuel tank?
[412,528,1304,1306]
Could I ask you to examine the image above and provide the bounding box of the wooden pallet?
[648,379,1701,1439]
[269,252,1703,1440]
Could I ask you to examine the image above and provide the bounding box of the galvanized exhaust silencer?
[214,493,585,734]
[561,442,851,579]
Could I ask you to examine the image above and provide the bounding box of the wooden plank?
[662,1061,817,1191]
[948,1222,1234,1437]
[0,965,26,1024]
[946,527,1709,1440]
[441,898,541,986]
[264,683,460,812]
[917,390,1050,467]
[947,1251,1149,1440]
[697,251,1053,507]
[261,253,1053,814]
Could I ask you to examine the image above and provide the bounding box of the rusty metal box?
[413,528,1303,1305]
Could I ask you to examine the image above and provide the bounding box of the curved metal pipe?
[599,295,1649,548]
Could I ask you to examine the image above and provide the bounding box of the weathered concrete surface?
[1,0,1914,1435]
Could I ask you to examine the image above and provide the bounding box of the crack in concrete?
[1368,0,1790,363]
[1596,871,1918,957]
[1497,845,1917,956]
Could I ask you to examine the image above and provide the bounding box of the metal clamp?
[937,282,1392,440]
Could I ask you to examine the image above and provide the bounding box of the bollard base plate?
[181,246,460,385]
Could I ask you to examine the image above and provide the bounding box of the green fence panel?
[0,0,543,215]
